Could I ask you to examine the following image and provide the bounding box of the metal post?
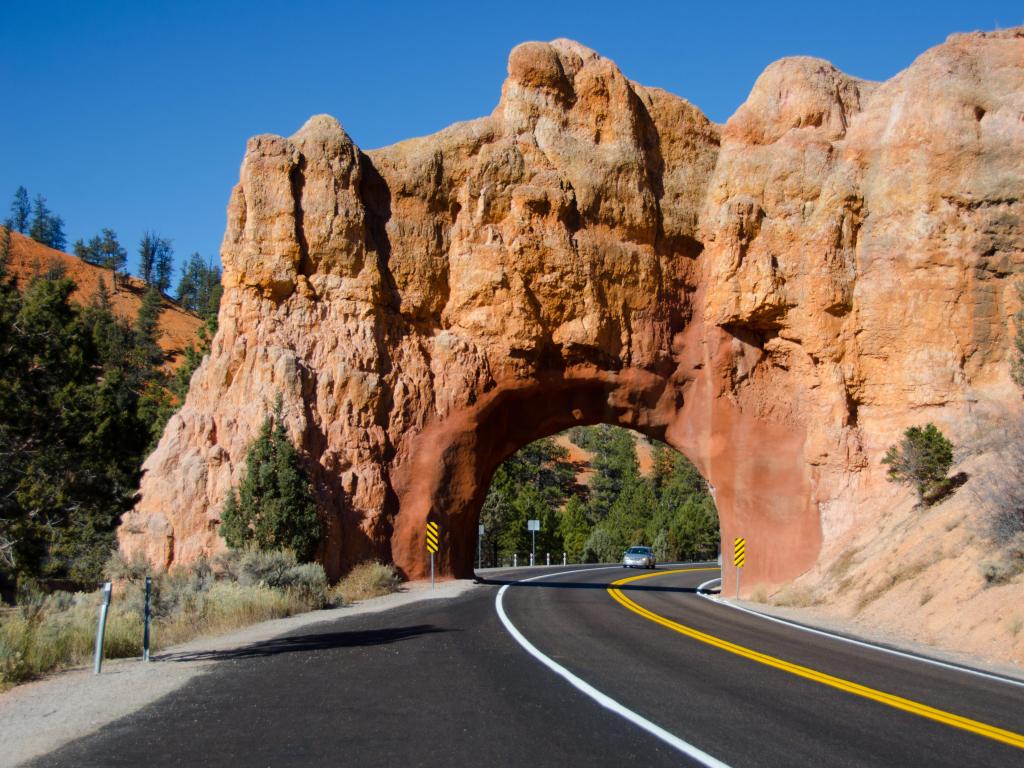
[477,524,484,570]
[531,530,536,566]
[735,566,742,600]
[93,582,112,674]
[142,576,152,662]
[562,552,567,566]
[546,552,550,566]
[513,553,517,568]
[430,552,435,590]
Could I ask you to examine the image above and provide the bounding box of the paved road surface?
[29,565,1024,767]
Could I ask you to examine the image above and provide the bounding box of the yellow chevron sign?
[733,537,746,568]
[426,521,439,553]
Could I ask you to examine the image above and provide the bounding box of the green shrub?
[882,423,955,503]
[219,398,320,561]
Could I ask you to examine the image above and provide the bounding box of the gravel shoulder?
[0,579,477,768]
[721,595,1024,684]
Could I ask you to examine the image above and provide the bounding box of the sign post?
[733,536,746,599]
[142,576,152,662]
[527,519,540,566]
[93,581,112,674]
[426,521,440,589]
[477,523,484,570]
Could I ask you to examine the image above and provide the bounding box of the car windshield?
[626,547,650,554]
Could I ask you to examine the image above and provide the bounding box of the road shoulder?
[0,579,476,768]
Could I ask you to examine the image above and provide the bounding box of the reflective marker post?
[426,521,440,590]
[93,582,112,674]
[733,537,747,599]
[142,576,152,662]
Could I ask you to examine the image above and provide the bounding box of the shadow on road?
[158,624,449,663]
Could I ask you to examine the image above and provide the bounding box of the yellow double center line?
[607,568,1024,751]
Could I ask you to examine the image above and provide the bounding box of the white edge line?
[695,577,1024,691]
[495,565,732,768]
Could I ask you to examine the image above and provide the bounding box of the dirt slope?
[6,231,202,366]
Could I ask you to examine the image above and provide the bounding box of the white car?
[622,546,656,569]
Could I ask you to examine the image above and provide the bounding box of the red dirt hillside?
[6,230,203,367]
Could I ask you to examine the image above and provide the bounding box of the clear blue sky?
[2,0,1021,278]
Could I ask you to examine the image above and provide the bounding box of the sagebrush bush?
[981,533,1024,586]
[238,548,297,588]
[0,549,333,688]
[330,561,401,605]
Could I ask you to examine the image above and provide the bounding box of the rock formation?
[119,29,1024,592]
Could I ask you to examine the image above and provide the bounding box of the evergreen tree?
[154,246,174,294]
[176,252,223,319]
[6,187,30,233]
[73,229,127,285]
[559,496,590,563]
[138,232,172,286]
[28,194,66,251]
[882,423,955,502]
[219,399,320,561]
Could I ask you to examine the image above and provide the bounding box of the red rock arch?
[119,32,1023,596]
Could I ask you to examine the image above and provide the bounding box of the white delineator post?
[93,582,112,674]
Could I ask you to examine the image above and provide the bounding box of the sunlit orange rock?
[119,30,1024,592]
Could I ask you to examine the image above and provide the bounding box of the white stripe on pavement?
[495,566,733,768]
[695,577,1024,690]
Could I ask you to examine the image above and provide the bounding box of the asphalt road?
[28,565,1024,767]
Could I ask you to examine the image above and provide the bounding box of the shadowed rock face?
[119,30,1024,593]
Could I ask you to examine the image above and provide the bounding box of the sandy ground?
[0,579,477,768]
[7,231,202,367]
[719,595,1024,683]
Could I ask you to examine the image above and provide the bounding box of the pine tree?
[559,496,590,563]
[138,232,172,286]
[219,399,320,561]
[176,252,223,318]
[154,245,174,294]
[135,285,165,367]
[6,187,30,233]
[28,194,66,251]
[882,423,955,503]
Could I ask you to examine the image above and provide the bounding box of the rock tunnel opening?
[389,367,820,596]
[474,424,720,571]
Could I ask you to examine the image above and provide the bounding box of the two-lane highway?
[29,565,1024,767]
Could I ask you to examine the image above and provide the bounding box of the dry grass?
[770,584,815,608]
[1009,616,1023,637]
[330,562,402,605]
[0,553,337,690]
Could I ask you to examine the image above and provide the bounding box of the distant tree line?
[479,425,719,567]
[0,181,226,592]
[5,186,66,251]
[7,187,222,317]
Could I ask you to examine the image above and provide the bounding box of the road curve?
[28,565,1024,767]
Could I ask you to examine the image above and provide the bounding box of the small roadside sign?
[733,536,746,598]
[733,537,746,568]
[527,519,540,531]
[426,521,439,589]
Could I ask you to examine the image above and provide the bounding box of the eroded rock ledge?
[120,30,1024,591]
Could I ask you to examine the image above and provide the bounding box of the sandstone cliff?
[120,26,1024,654]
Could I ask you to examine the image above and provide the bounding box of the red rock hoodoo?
[119,31,1024,593]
